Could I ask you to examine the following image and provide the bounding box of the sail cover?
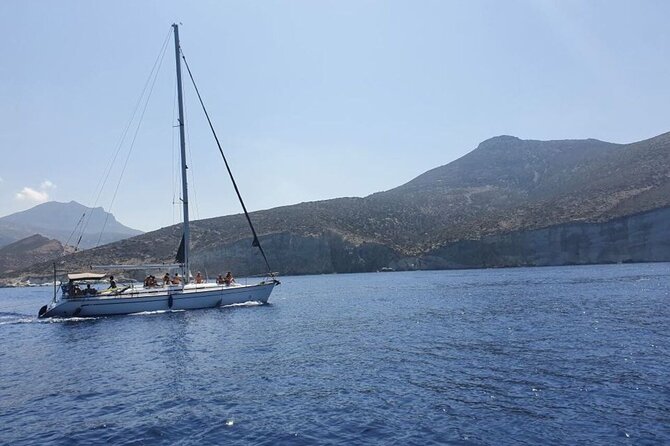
[175,235,185,264]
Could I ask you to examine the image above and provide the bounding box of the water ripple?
[0,264,669,445]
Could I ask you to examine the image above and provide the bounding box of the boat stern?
[37,299,82,319]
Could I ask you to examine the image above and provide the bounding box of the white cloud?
[40,179,55,189]
[16,187,49,203]
[15,179,57,204]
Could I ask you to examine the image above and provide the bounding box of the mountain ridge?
[0,201,144,249]
[4,131,670,281]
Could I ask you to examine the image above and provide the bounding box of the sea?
[1,264,668,445]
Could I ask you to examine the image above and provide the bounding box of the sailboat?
[38,24,279,318]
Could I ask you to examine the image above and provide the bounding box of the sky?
[1,0,669,232]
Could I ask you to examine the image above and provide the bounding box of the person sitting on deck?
[224,271,234,286]
[171,273,182,285]
[149,275,158,287]
[195,272,203,284]
[85,284,97,295]
[144,276,151,287]
[109,276,117,289]
[163,273,170,286]
[216,274,225,285]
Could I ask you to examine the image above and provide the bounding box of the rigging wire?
[95,32,171,247]
[64,212,87,249]
[179,48,274,276]
[72,28,172,251]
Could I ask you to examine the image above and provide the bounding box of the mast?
[173,23,190,282]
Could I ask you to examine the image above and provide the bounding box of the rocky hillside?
[370,133,670,249]
[0,201,143,249]
[0,234,72,275]
[5,131,670,281]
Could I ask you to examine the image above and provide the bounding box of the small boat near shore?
[39,24,279,318]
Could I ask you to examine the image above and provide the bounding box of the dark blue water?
[1,264,668,445]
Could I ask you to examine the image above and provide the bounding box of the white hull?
[40,282,276,318]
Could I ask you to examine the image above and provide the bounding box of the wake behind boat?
[38,24,279,318]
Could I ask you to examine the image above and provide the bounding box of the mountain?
[370,133,670,248]
[0,201,143,249]
[5,131,670,282]
[0,234,72,275]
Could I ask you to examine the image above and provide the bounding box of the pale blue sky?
[1,0,669,232]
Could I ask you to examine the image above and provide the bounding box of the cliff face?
[4,131,670,282]
[186,206,670,274]
[192,231,399,276]
[415,206,670,269]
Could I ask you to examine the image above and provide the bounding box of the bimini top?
[67,272,107,281]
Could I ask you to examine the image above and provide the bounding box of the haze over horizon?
[2,0,669,232]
